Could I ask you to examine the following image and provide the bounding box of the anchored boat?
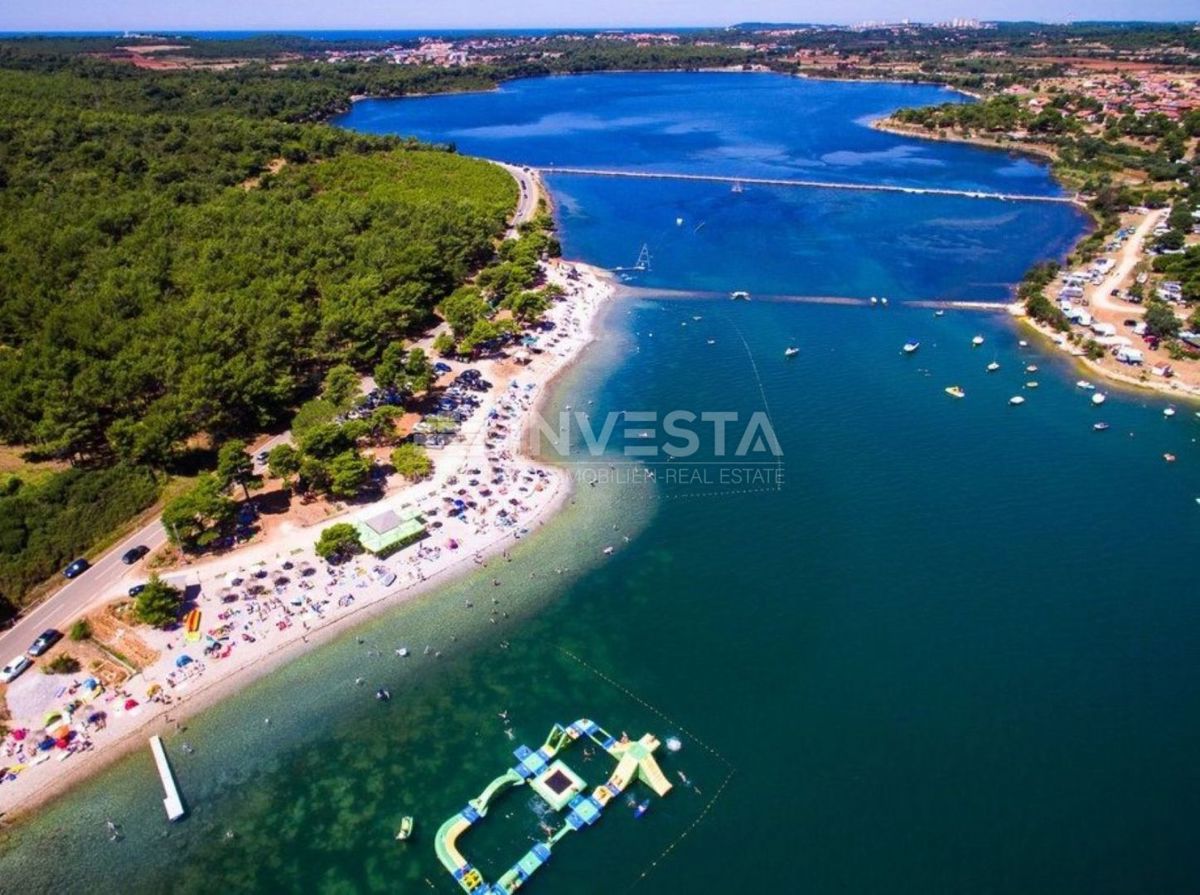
[730,290,751,301]
[971,335,985,347]
[785,346,799,357]
[903,341,920,354]
[945,386,965,399]
[396,816,415,841]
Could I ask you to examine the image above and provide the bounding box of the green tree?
[373,341,407,390]
[405,347,434,393]
[501,289,551,323]
[161,474,236,548]
[68,619,91,641]
[216,439,261,500]
[440,287,491,338]
[327,450,372,499]
[433,331,456,357]
[44,654,81,674]
[300,423,355,460]
[1145,300,1182,339]
[323,363,361,409]
[133,575,183,628]
[314,523,362,562]
[267,443,301,485]
[390,443,432,480]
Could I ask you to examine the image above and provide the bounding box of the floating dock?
[148,735,186,821]
[435,718,671,894]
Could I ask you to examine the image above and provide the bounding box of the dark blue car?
[63,558,89,579]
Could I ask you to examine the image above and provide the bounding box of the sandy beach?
[0,242,617,821]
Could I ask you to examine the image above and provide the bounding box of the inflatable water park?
[435,718,673,894]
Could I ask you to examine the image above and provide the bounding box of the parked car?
[28,629,62,657]
[0,655,31,683]
[63,558,89,579]
[121,545,150,564]
[128,583,146,597]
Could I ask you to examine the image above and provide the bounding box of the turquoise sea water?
[5,73,1200,894]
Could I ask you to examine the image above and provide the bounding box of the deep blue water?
[337,72,1085,299]
[4,73,1200,895]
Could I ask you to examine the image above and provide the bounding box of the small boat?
[1164,453,1177,463]
[1164,407,1176,417]
[1025,381,1039,389]
[902,341,920,354]
[870,296,878,305]
[1093,422,1110,431]
[1092,393,1107,405]
[706,339,716,345]
[396,816,414,841]
[971,335,984,347]
[1018,339,1029,347]
[934,310,945,317]
[785,346,800,357]
[634,801,650,819]
[603,546,614,555]
[1025,364,1039,373]
[986,361,1000,372]
[880,297,889,306]
[665,737,683,752]
[675,217,684,226]
[397,647,409,658]
[945,386,965,399]
[730,291,751,301]
[1009,396,1025,405]
[376,688,391,702]
[1076,380,1096,390]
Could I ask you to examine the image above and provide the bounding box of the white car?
[1,655,31,683]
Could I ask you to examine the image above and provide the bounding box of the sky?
[0,0,1196,32]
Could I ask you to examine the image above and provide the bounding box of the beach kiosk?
[351,509,425,557]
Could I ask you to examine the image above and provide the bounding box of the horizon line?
[2,18,1200,35]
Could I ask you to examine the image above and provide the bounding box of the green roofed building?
[352,509,426,556]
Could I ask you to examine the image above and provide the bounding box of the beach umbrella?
[48,723,70,740]
[42,710,65,727]
[37,737,55,751]
[55,736,70,749]
[82,677,99,691]
[146,683,162,697]
[123,698,138,711]
[10,728,26,741]
[176,654,194,667]
[86,711,105,725]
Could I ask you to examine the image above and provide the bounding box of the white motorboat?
[986,361,1000,372]
[1092,393,1107,405]
[903,341,920,354]
[730,290,751,301]
[1076,380,1096,390]
[785,346,799,357]
[971,335,985,347]
[1164,407,1176,417]
[1009,395,1026,405]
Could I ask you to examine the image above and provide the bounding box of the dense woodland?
[0,50,525,615]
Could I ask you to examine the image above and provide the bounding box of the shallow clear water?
[6,73,1200,895]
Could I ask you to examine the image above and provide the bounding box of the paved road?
[0,432,292,661]
[495,162,541,235]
